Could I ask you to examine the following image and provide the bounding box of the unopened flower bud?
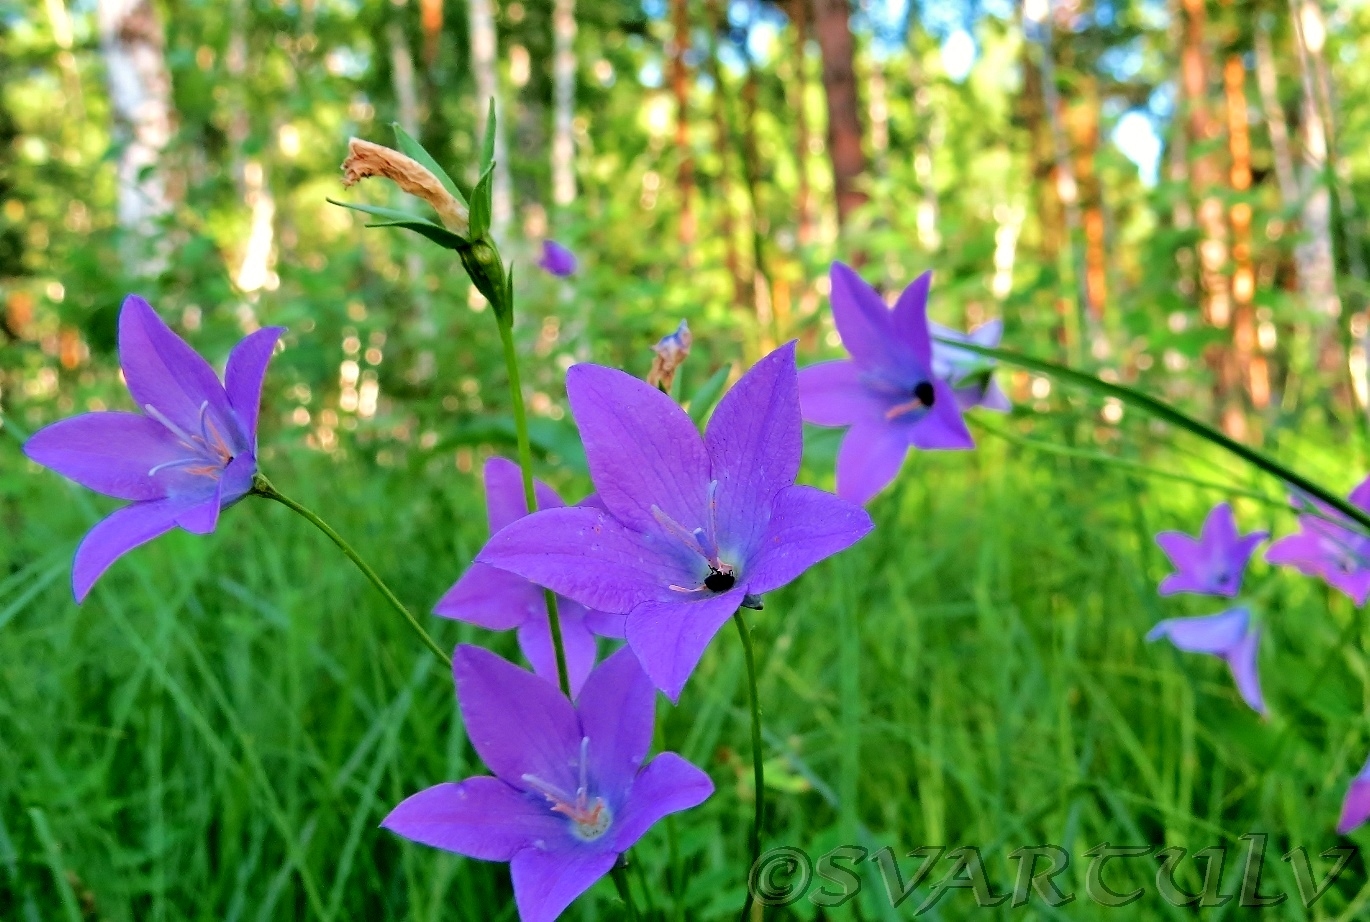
[647,320,692,392]
[341,138,470,235]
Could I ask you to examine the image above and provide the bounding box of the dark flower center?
[914,381,936,407]
[704,568,736,593]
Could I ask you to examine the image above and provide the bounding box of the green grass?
[3,416,1369,920]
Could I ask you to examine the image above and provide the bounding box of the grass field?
[3,410,1369,920]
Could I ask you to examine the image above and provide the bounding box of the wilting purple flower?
[929,319,1011,412]
[434,457,625,694]
[1265,477,1370,605]
[24,295,283,602]
[1146,608,1264,715]
[1337,754,1370,835]
[478,342,873,700]
[538,240,577,277]
[1155,502,1268,598]
[383,645,713,922]
[798,263,973,506]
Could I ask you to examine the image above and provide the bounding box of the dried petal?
[341,138,469,234]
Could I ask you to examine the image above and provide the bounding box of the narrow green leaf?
[480,98,497,172]
[469,165,494,240]
[687,365,732,426]
[327,198,432,226]
[940,337,1370,532]
[327,199,468,249]
[390,123,468,207]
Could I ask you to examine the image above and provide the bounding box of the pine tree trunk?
[671,0,694,245]
[551,0,577,206]
[811,0,866,225]
[98,0,174,274]
[468,0,512,239]
[1225,55,1267,424]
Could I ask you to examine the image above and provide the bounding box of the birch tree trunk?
[98,0,174,274]
[551,0,577,206]
[811,0,866,225]
[468,0,512,239]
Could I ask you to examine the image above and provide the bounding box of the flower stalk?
[250,472,450,665]
[733,608,764,922]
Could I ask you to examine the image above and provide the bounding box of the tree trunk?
[98,0,174,274]
[788,0,815,246]
[1225,55,1267,424]
[702,0,748,309]
[811,0,866,225]
[468,0,512,239]
[551,0,577,206]
[670,0,695,246]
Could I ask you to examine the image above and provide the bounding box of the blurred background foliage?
[6,0,1370,917]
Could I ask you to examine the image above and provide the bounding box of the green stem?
[251,473,450,666]
[942,339,1370,533]
[733,609,764,922]
[610,865,640,921]
[495,314,573,697]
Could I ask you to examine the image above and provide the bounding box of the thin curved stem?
[496,313,573,697]
[733,608,764,922]
[251,473,450,666]
[943,338,1370,533]
[610,865,641,921]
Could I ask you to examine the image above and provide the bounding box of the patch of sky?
[1113,110,1162,187]
[1098,38,1145,82]
[639,58,663,89]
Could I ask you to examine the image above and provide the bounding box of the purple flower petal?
[890,270,934,367]
[1225,623,1265,715]
[517,601,599,695]
[706,343,802,560]
[223,326,284,443]
[484,456,565,534]
[610,752,715,853]
[576,646,656,804]
[23,412,186,501]
[478,506,697,614]
[745,484,873,596]
[625,587,746,701]
[835,419,908,506]
[1337,756,1370,835]
[118,295,242,450]
[510,846,618,922]
[978,379,1012,412]
[797,360,882,426]
[1267,522,1370,605]
[828,262,909,376]
[433,562,538,630]
[583,608,627,639]
[453,645,581,791]
[566,363,711,537]
[382,777,565,861]
[72,497,190,601]
[1146,609,1250,655]
[907,378,974,450]
[538,240,578,278]
[175,487,223,535]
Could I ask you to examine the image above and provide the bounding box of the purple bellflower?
[23,295,283,602]
[1338,754,1370,835]
[929,318,1011,412]
[1155,502,1268,598]
[1146,608,1265,715]
[798,263,974,506]
[538,240,577,278]
[434,457,626,694]
[383,645,713,922]
[477,342,873,700]
[1265,477,1370,605]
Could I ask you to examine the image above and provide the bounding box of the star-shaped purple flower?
[798,263,974,506]
[434,457,625,695]
[1338,753,1370,835]
[477,342,873,700]
[383,645,713,922]
[23,295,283,602]
[929,318,1011,412]
[1146,608,1264,715]
[1265,477,1370,605]
[1155,503,1268,598]
[538,240,577,278]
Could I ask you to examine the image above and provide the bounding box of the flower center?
[522,737,613,842]
[144,401,237,480]
[652,481,741,596]
[884,380,937,421]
